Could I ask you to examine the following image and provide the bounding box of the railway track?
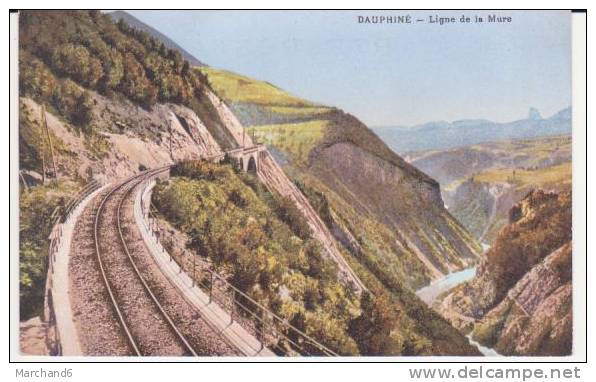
[91,168,197,356]
[69,162,334,356]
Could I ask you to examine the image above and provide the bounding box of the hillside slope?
[18,9,238,322]
[201,67,482,292]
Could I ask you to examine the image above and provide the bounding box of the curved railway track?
[92,168,198,356]
[70,164,332,356]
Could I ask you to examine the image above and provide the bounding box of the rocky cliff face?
[436,190,572,356]
[444,180,527,243]
[472,243,572,355]
[19,91,223,183]
[312,141,479,276]
[307,113,481,284]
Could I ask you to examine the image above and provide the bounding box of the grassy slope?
[467,135,571,167]
[201,67,321,108]
[249,120,330,164]
[199,67,332,128]
[199,68,420,174]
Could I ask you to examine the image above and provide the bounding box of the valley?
[369,101,573,357]
[408,135,571,244]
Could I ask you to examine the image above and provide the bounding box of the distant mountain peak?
[108,11,205,67]
[528,107,543,120]
[549,106,572,120]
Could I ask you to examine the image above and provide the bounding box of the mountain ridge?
[202,67,483,290]
[108,10,205,67]
[373,107,571,154]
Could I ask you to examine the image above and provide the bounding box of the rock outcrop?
[20,93,223,182]
[436,190,572,356]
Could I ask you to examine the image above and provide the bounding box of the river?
[415,267,476,305]
[416,242,491,305]
[415,243,501,356]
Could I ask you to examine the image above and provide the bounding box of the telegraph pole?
[169,119,174,162]
[42,105,58,180]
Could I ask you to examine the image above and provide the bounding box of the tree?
[120,52,154,107]
[51,44,103,87]
[182,61,190,76]
[305,240,336,283]
[72,91,95,131]
[99,48,124,92]
[116,18,129,33]
[88,10,101,21]
[19,54,57,100]
[274,196,312,240]
[349,292,400,355]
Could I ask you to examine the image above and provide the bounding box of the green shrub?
[19,181,79,319]
[272,196,312,240]
[152,164,359,354]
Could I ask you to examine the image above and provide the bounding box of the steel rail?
[93,173,148,355]
[93,167,196,356]
[115,168,198,356]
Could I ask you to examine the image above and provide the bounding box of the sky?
[127,10,571,126]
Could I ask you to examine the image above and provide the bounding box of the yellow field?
[474,162,571,188]
[265,105,330,116]
[199,67,313,107]
[248,120,329,163]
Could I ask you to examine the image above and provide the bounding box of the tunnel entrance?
[247,156,257,173]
